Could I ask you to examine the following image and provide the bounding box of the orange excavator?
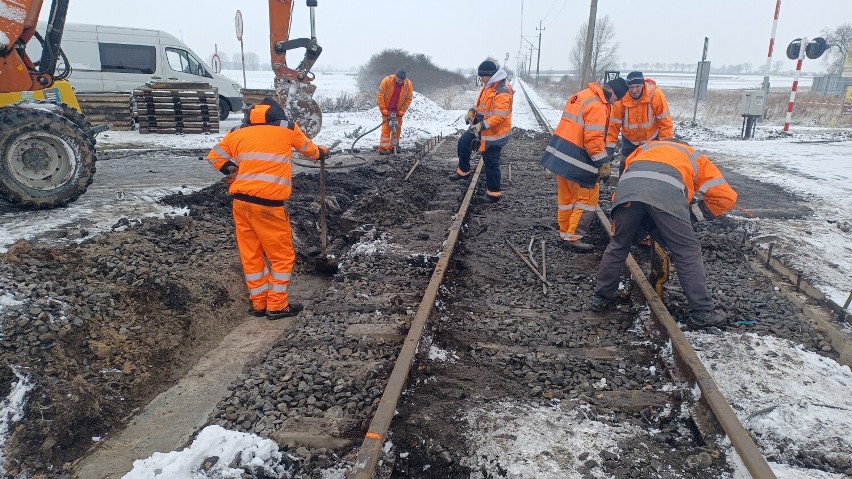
[268,0,323,139]
[0,0,97,209]
[0,0,323,209]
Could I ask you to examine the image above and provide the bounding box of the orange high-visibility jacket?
[206,104,320,202]
[615,140,737,221]
[377,75,414,116]
[606,78,673,148]
[474,71,514,152]
[539,82,610,187]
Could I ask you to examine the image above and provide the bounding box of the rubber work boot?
[248,307,266,317]
[686,310,725,330]
[563,240,595,251]
[267,303,304,320]
[590,294,615,312]
[484,193,501,203]
[378,149,392,155]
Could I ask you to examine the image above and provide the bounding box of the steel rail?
[348,158,485,478]
[516,79,777,479]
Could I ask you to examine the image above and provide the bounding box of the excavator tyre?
[0,104,97,209]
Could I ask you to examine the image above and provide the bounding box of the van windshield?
[166,48,211,78]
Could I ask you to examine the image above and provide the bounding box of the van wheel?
[218,97,230,121]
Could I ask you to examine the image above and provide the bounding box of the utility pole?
[580,0,598,85]
[536,20,544,87]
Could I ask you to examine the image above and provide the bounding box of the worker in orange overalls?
[449,60,514,203]
[206,97,329,320]
[376,68,414,154]
[539,77,629,250]
[592,140,738,330]
[606,71,673,174]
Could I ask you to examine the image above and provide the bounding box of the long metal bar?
[348,159,485,479]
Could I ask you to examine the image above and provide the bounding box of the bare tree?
[244,51,260,71]
[569,15,620,81]
[821,23,852,75]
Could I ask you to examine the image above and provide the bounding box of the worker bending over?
[539,77,629,250]
[591,140,737,330]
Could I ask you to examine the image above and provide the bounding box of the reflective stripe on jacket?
[539,82,610,188]
[475,69,514,151]
[206,120,319,202]
[377,75,414,115]
[614,140,737,221]
[606,79,673,148]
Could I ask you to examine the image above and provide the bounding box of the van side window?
[99,43,156,74]
[166,48,211,78]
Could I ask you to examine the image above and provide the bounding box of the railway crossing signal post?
[783,36,830,132]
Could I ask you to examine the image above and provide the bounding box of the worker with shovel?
[206,97,330,320]
[376,68,414,155]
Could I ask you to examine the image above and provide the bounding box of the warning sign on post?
[211,53,222,74]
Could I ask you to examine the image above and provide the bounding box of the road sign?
[235,10,243,41]
[211,53,221,74]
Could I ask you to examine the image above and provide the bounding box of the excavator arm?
[267,0,323,138]
[0,0,70,92]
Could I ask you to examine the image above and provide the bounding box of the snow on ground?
[690,130,852,312]
[688,331,852,479]
[123,424,346,479]
[4,71,852,476]
[0,369,33,475]
[464,401,644,479]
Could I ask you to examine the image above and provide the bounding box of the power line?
[541,0,562,24]
[547,0,571,27]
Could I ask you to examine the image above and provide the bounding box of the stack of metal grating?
[133,82,219,134]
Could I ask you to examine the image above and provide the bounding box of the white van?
[31,22,243,120]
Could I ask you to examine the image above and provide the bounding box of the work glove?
[605,147,615,159]
[398,111,406,118]
[223,165,237,187]
[689,200,709,223]
[464,108,477,125]
[469,122,484,135]
[317,145,330,161]
[380,109,388,117]
[597,162,612,181]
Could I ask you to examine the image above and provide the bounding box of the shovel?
[315,156,339,274]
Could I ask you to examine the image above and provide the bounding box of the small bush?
[356,49,469,98]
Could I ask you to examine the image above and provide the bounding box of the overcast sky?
[46,1,851,74]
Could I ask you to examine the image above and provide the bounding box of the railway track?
[6,78,848,478]
[346,80,777,478]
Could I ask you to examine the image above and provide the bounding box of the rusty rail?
[348,158,484,478]
[517,79,777,479]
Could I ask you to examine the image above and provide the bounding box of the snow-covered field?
[1,71,850,478]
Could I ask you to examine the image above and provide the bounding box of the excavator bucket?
[274,79,322,139]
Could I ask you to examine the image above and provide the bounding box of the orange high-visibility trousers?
[232,199,295,311]
[556,176,600,241]
[378,116,404,151]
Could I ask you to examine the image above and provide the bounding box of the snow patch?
[0,368,33,475]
